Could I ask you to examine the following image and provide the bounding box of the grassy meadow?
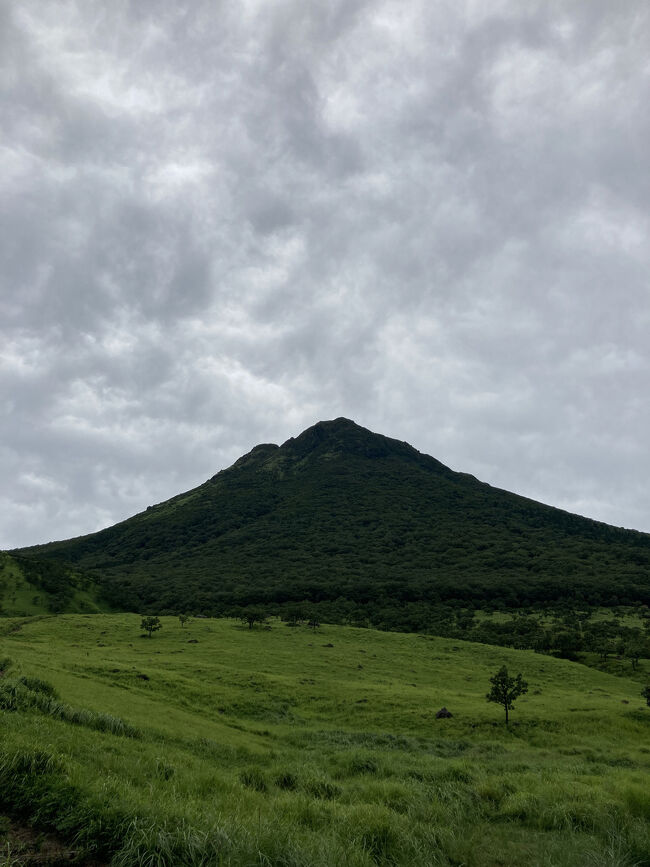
[1,614,649,866]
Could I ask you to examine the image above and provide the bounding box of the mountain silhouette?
[15,418,650,613]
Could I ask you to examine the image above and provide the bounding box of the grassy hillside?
[1,615,649,865]
[0,552,107,617]
[14,419,650,615]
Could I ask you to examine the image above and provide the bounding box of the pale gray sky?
[2,0,650,548]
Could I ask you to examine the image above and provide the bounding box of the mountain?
[13,418,650,614]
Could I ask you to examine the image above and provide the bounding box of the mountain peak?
[286,417,363,440]
[281,418,410,461]
[225,418,424,477]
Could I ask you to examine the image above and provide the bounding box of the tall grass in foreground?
[0,614,649,865]
[2,736,649,866]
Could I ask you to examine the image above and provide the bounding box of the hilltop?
[13,418,650,614]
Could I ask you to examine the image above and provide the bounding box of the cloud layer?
[2,0,650,547]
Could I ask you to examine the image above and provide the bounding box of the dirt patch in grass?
[0,815,108,866]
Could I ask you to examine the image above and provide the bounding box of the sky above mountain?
[2,1,649,548]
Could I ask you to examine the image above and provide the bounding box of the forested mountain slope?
[14,418,650,613]
[0,550,105,615]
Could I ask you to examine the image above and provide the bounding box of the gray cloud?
[2,0,649,547]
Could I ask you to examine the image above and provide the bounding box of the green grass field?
[1,615,649,865]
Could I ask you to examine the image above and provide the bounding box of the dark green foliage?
[238,606,268,629]
[486,666,528,725]
[282,603,305,626]
[625,638,647,670]
[0,551,103,616]
[10,554,77,602]
[642,685,650,707]
[13,419,650,616]
[141,616,161,638]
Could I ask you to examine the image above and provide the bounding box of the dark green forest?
[14,419,650,619]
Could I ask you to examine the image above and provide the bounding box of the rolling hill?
[13,418,650,614]
[0,550,106,617]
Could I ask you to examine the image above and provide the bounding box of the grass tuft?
[239,768,268,793]
[0,677,139,737]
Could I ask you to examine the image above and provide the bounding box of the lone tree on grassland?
[141,616,162,638]
[486,665,528,725]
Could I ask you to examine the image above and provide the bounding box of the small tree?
[141,616,162,638]
[597,639,617,663]
[625,639,647,671]
[486,665,528,725]
[240,607,268,630]
[642,685,650,707]
[179,614,189,629]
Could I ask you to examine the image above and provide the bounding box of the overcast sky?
[2,0,650,549]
